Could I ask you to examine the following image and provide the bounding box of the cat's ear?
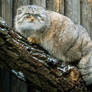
[17,9,22,15]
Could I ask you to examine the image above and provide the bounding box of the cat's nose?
[27,16,34,22]
[30,16,34,21]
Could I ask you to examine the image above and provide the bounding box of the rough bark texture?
[0,19,90,92]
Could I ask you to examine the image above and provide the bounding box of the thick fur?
[15,5,92,85]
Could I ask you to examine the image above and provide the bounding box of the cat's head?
[15,5,50,37]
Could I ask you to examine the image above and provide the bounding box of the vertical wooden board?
[0,0,2,16]
[53,0,64,14]
[46,0,64,14]
[13,0,30,8]
[64,0,73,19]
[80,0,89,28]
[72,0,80,24]
[88,0,92,5]
[32,0,46,8]
[64,0,80,24]
[60,0,64,14]
[46,0,54,10]
[1,0,13,26]
[11,74,27,92]
[88,0,92,38]
[80,0,92,38]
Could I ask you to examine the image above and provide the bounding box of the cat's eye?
[25,13,31,17]
[34,14,40,17]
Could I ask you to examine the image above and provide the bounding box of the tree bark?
[0,19,90,92]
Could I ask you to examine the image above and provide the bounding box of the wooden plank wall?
[80,0,92,38]
[0,0,92,92]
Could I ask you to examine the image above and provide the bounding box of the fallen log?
[0,18,90,92]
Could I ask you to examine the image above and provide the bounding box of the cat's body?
[15,5,92,85]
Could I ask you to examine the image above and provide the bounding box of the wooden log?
[0,18,90,92]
